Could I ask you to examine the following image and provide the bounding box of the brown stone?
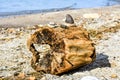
[27,26,96,75]
[17,73,25,79]
[111,74,118,78]
[7,28,16,33]
[29,76,36,80]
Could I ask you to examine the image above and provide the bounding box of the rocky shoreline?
[0,5,120,80]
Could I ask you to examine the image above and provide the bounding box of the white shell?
[81,76,99,80]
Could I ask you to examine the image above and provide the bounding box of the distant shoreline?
[0,8,76,17]
[0,3,119,18]
[0,2,78,17]
[0,4,115,17]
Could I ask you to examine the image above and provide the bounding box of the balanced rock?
[27,26,96,75]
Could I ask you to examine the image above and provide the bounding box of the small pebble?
[29,76,36,80]
[47,22,59,28]
[7,28,16,33]
[18,73,25,79]
[60,24,68,29]
[14,72,19,76]
[49,22,56,25]
[81,76,99,80]
[110,74,118,78]
[110,61,117,67]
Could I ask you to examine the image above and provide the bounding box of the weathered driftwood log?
[27,26,96,75]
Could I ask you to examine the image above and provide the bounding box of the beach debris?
[2,72,43,80]
[81,76,99,80]
[27,25,96,75]
[83,13,100,19]
[110,61,117,68]
[13,72,26,79]
[47,14,77,29]
[88,23,120,40]
[47,22,59,28]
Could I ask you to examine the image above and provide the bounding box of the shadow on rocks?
[68,53,111,74]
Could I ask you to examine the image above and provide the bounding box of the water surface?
[0,0,120,16]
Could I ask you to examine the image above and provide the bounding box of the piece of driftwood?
[27,26,96,75]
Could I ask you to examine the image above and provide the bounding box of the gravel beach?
[0,5,120,80]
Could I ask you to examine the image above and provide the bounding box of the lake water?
[0,0,120,16]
